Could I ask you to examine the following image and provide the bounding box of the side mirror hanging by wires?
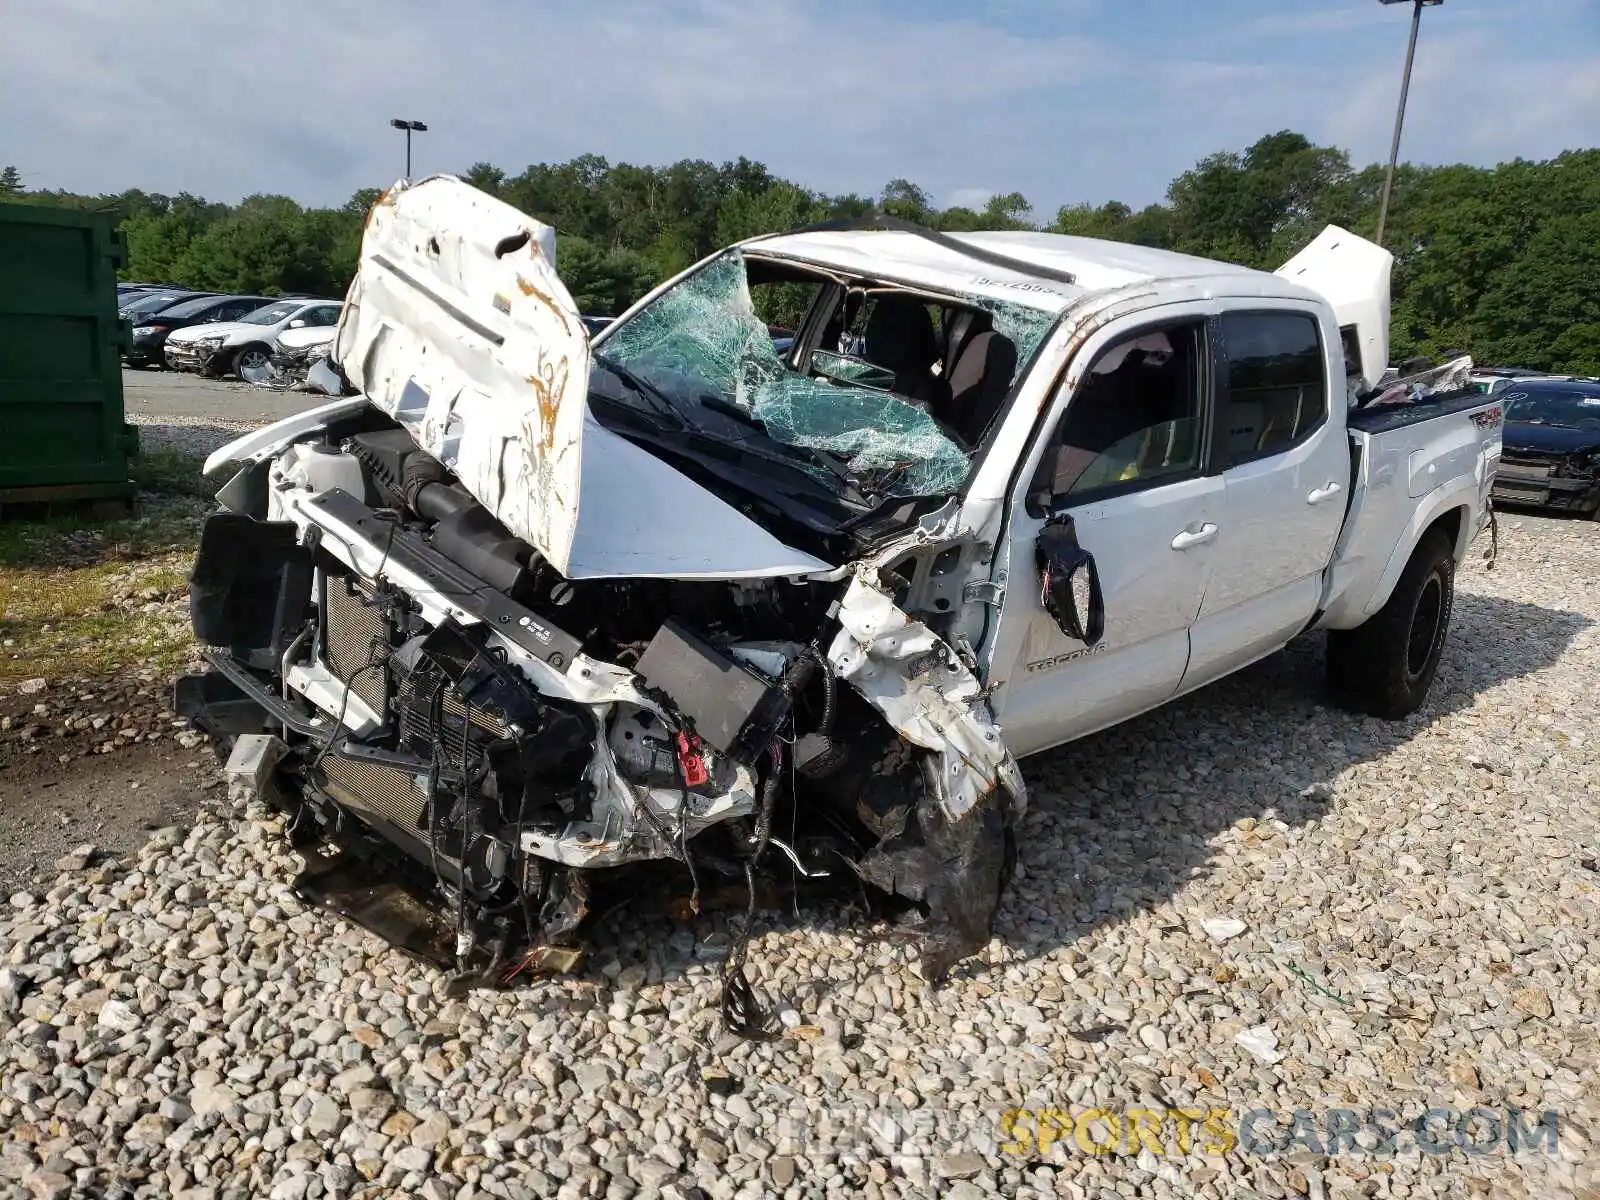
[1036,512,1105,646]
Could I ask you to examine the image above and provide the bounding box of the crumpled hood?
[276,325,336,352]
[333,175,831,581]
[167,320,254,344]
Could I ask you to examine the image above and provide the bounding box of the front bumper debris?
[1491,464,1600,513]
[163,341,219,373]
[174,454,1026,1021]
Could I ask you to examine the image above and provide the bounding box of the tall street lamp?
[1375,0,1443,247]
[390,118,428,179]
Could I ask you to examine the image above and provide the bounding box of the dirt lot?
[0,375,260,891]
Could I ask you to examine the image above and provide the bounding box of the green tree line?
[4,131,1596,372]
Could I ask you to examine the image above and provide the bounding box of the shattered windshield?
[593,251,1054,499]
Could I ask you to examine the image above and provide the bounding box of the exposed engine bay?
[177,404,1024,1029]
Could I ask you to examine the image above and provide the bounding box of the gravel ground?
[122,367,327,460]
[122,368,328,432]
[2,514,1597,1200]
[127,411,259,462]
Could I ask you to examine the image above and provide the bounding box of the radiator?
[320,755,428,835]
[323,574,391,716]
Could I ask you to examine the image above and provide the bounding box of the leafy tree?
[715,182,820,245]
[342,187,384,217]
[1471,209,1600,372]
[1167,131,1353,266]
[981,192,1033,230]
[11,137,1595,371]
[880,179,932,224]
[554,236,657,316]
[936,207,985,232]
[462,162,507,197]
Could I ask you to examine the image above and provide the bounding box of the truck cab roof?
[750,223,1392,390]
[747,228,1271,314]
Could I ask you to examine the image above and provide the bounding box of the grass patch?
[0,449,213,686]
[0,448,216,569]
[0,494,211,569]
[0,554,196,685]
[128,448,218,500]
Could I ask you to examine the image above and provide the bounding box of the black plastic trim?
[306,489,584,670]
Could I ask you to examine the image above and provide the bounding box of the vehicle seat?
[864,297,949,412]
[940,309,987,377]
[941,330,1018,446]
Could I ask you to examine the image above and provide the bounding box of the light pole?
[1374,0,1442,247]
[390,118,428,179]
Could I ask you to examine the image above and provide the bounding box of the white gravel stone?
[1199,916,1247,942]
[96,997,141,1033]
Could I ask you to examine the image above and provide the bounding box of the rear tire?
[1326,529,1455,720]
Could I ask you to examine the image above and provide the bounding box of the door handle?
[1307,482,1343,504]
[1170,523,1218,550]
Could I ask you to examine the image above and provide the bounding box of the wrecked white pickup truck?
[176,177,1502,1010]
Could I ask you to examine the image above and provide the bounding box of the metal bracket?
[962,575,1006,607]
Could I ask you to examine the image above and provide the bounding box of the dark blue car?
[1491,379,1600,517]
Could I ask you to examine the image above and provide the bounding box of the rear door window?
[1217,312,1327,468]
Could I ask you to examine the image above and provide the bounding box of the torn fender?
[827,573,1026,821]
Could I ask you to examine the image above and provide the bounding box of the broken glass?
[968,296,1058,383]
[600,251,1062,496]
[600,252,968,495]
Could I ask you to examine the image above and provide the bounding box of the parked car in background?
[119,289,208,321]
[118,281,177,297]
[164,297,343,378]
[124,294,275,368]
[1468,367,1548,395]
[581,315,612,337]
[1490,379,1600,517]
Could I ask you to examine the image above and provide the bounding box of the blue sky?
[3,0,1596,217]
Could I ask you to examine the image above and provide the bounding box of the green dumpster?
[0,200,139,510]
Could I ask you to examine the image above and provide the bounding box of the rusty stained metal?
[336,175,592,573]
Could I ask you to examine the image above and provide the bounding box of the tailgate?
[1320,393,1504,627]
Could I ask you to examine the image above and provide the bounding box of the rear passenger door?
[1182,306,1350,692]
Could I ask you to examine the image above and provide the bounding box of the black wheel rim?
[239,350,268,369]
[1408,574,1444,679]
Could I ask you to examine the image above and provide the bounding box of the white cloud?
[0,0,1592,215]
[1324,26,1600,167]
[1231,6,1394,40]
